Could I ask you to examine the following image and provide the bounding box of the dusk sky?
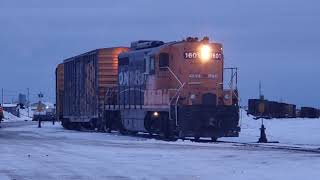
[0,0,319,107]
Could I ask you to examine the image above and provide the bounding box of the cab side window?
[149,56,155,74]
[159,53,169,70]
[144,55,155,75]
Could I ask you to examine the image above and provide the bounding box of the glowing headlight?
[153,112,159,117]
[200,45,212,62]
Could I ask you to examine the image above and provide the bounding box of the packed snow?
[221,109,320,146]
[0,111,320,179]
[2,108,32,122]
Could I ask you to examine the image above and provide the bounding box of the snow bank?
[19,108,33,120]
[2,110,30,122]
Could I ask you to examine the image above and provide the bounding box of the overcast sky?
[0,0,319,107]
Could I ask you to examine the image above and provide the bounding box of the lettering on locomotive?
[184,52,223,60]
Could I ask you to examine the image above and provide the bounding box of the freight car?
[247,99,296,118]
[247,99,270,118]
[57,47,129,130]
[283,104,296,118]
[300,107,319,118]
[57,37,241,141]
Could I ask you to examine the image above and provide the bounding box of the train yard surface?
[1,113,320,180]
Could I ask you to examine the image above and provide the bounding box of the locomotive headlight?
[153,112,159,117]
[200,45,212,62]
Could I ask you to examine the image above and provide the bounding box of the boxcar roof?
[63,47,128,63]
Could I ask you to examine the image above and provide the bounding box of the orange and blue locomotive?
[104,37,240,140]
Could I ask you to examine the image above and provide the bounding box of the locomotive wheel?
[194,136,200,141]
[161,113,170,140]
[162,114,177,141]
[118,118,128,135]
[119,129,128,135]
[179,130,186,140]
[211,137,217,142]
[128,131,138,135]
[88,121,96,130]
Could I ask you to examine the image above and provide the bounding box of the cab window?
[144,55,155,75]
[149,56,155,74]
[159,53,169,70]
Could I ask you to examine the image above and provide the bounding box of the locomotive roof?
[119,40,222,58]
[118,41,181,58]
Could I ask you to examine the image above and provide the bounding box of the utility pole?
[1,88,3,106]
[259,81,264,100]
[27,88,30,117]
[38,92,44,128]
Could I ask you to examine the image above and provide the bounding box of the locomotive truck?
[56,37,240,141]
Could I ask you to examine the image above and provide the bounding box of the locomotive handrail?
[224,67,240,106]
[159,66,185,127]
[168,82,185,126]
[160,66,183,87]
[104,87,114,109]
[174,83,186,126]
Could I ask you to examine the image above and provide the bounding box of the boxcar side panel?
[62,48,128,123]
[97,48,129,109]
[56,63,64,120]
[63,50,99,122]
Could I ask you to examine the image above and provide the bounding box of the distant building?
[18,93,27,106]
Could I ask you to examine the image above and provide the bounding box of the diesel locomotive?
[56,37,240,141]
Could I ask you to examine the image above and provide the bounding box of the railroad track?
[193,139,320,154]
[131,133,320,154]
[71,128,320,154]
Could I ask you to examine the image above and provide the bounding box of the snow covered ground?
[0,112,320,180]
[221,109,320,146]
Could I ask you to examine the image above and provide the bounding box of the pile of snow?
[19,108,33,120]
[2,111,26,122]
[2,107,33,122]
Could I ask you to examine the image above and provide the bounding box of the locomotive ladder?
[169,82,185,127]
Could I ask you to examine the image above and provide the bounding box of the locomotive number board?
[184,52,223,60]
